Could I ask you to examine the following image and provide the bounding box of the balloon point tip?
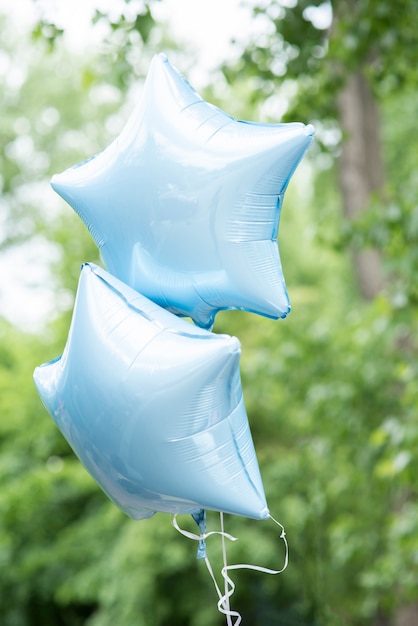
[305,123,315,137]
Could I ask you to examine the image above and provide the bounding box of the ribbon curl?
[172,512,288,625]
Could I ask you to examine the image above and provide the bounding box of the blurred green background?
[1,1,417,624]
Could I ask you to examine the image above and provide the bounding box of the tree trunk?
[394,604,418,626]
[338,69,418,626]
[337,70,385,299]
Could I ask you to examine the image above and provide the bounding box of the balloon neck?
[191,509,207,559]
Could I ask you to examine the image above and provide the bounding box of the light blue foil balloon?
[33,263,269,521]
[51,53,314,330]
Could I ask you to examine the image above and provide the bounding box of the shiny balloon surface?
[51,53,314,329]
[34,264,269,520]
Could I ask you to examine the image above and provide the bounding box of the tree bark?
[338,69,418,626]
[337,70,385,299]
[394,604,418,626]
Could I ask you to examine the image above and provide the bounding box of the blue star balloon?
[33,263,269,521]
[51,53,314,329]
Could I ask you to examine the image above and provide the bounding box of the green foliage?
[223,0,418,135]
[202,5,418,618]
[1,2,418,625]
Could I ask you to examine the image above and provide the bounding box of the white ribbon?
[172,512,288,626]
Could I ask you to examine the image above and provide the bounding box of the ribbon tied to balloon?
[35,52,314,625]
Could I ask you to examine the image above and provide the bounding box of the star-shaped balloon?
[51,53,314,329]
[33,263,269,521]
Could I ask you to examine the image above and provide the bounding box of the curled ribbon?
[172,512,288,626]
